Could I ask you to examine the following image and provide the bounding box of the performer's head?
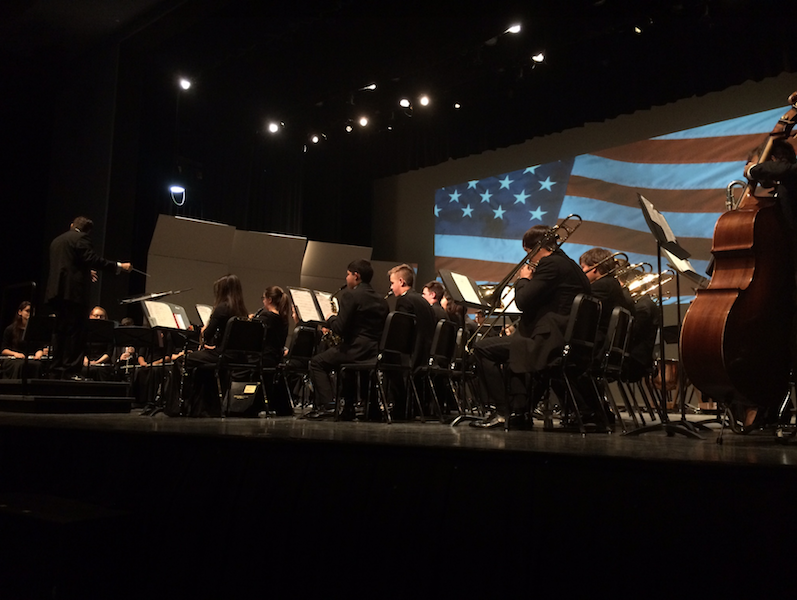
[346,259,373,288]
[422,280,444,305]
[90,306,107,320]
[748,138,797,165]
[213,274,247,316]
[262,285,291,324]
[388,264,415,297]
[71,216,94,233]
[14,301,31,328]
[580,247,615,282]
[522,225,557,261]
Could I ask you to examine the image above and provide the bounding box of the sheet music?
[289,288,323,322]
[196,304,213,327]
[451,272,484,306]
[314,291,336,321]
[493,286,520,314]
[144,301,179,328]
[663,249,710,287]
[639,195,677,242]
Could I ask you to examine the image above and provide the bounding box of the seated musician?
[253,286,292,415]
[181,274,249,417]
[579,248,635,350]
[422,280,448,322]
[307,259,389,420]
[1,301,46,379]
[472,225,591,429]
[616,268,658,382]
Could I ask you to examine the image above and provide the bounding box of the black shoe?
[303,409,333,420]
[470,414,507,429]
[338,407,356,421]
[508,413,533,430]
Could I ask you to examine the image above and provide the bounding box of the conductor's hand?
[120,262,132,272]
[518,263,534,280]
[91,269,98,283]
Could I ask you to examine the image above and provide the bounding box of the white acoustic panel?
[145,255,223,326]
[149,215,235,264]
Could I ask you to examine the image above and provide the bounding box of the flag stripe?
[590,134,762,164]
[652,107,784,139]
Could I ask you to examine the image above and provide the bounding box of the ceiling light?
[179,78,192,90]
[345,123,353,133]
[311,135,320,144]
[360,83,377,91]
[633,25,643,34]
[453,102,461,109]
[267,122,280,133]
[531,52,545,63]
[419,95,430,106]
[399,98,411,108]
[359,116,368,127]
[505,24,521,34]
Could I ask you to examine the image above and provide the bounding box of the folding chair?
[410,318,458,421]
[215,317,266,417]
[277,325,318,410]
[592,306,634,433]
[336,311,416,423]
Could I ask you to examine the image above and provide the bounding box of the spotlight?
[419,95,430,106]
[360,83,377,91]
[453,102,461,109]
[633,25,643,34]
[531,52,545,63]
[345,123,354,133]
[179,78,192,90]
[505,24,521,34]
[311,134,320,144]
[399,98,411,108]
[169,185,186,206]
[359,116,369,127]
[267,122,280,133]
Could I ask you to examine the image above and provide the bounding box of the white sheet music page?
[290,288,323,322]
[314,291,335,321]
[451,272,483,306]
[144,301,178,328]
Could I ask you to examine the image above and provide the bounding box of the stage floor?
[1,408,796,469]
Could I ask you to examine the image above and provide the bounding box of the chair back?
[601,306,633,376]
[219,317,265,361]
[379,311,416,359]
[562,293,602,372]
[286,325,317,364]
[428,318,458,367]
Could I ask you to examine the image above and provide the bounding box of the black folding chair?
[336,311,416,423]
[592,306,634,433]
[541,294,603,435]
[215,317,266,417]
[275,325,318,411]
[410,318,458,421]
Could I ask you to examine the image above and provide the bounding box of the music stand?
[19,315,55,391]
[84,318,115,380]
[624,194,702,438]
[438,269,494,426]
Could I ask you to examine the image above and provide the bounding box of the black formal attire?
[181,303,237,416]
[590,275,635,350]
[45,228,120,378]
[1,324,43,379]
[255,310,292,415]
[474,248,590,417]
[624,294,659,381]
[309,282,388,410]
[431,302,447,323]
[396,289,437,368]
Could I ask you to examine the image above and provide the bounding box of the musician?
[422,280,448,322]
[254,286,292,415]
[45,216,132,379]
[580,248,634,348]
[1,301,46,379]
[181,274,249,417]
[307,259,389,420]
[472,225,591,429]
[616,269,659,382]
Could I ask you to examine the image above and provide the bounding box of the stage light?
[399,98,411,108]
[419,95,430,106]
[169,185,186,206]
[345,122,354,133]
[453,102,461,109]
[359,116,368,127]
[360,83,377,91]
[531,52,545,63]
[179,78,192,90]
[633,25,643,34]
[267,121,280,133]
[505,24,521,34]
[311,134,320,144]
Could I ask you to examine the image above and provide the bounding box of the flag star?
[529,206,547,221]
[539,177,556,191]
[493,205,506,220]
[513,190,531,204]
[449,189,462,202]
[480,190,493,203]
[467,180,479,189]
[498,175,514,190]
[434,205,441,217]
[524,165,539,174]
[461,204,474,218]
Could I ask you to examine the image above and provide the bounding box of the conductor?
[45,216,132,379]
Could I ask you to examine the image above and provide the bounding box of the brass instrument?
[321,286,344,347]
[586,251,629,280]
[725,179,747,211]
[627,269,674,299]
[468,214,583,346]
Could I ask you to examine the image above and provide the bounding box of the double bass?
[680,92,797,411]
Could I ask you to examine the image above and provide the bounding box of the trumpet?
[469,214,583,346]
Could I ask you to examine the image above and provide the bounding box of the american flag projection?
[434,106,787,296]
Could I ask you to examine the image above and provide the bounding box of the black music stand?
[19,315,55,391]
[624,194,702,439]
[83,318,115,380]
[439,269,492,426]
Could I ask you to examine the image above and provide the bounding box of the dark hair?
[580,247,614,275]
[263,285,291,326]
[11,301,31,348]
[522,225,557,252]
[443,291,464,321]
[72,216,94,233]
[213,274,248,317]
[748,138,797,164]
[423,280,444,302]
[348,259,374,284]
[120,317,135,326]
[388,263,415,288]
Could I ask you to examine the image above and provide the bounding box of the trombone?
[467,214,583,347]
